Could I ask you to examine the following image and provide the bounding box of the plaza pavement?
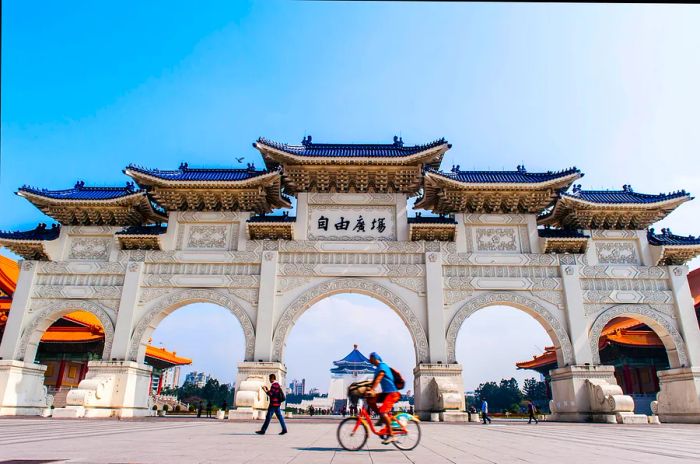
[1,417,699,464]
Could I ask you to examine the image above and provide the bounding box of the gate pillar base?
[656,367,700,423]
[549,365,642,423]
[0,360,51,416]
[232,362,286,419]
[413,363,466,422]
[52,360,152,418]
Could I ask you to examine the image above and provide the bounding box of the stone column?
[413,363,466,422]
[0,261,38,360]
[0,262,51,416]
[424,252,446,363]
[654,266,700,423]
[559,264,594,365]
[526,214,541,254]
[253,251,278,362]
[109,262,144,360]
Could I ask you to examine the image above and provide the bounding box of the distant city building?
[184,371,211,388]
[162,366,181,389]
[288,378,305,395]
[308,387,320,396]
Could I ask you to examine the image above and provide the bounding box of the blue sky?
[3,2,700,390]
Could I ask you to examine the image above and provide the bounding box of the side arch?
[17,300,115,362]
[127,289,255,362]
[271,278,430,363]
[446,292,574,366]
[589,304,688,368]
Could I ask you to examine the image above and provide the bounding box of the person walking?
[527,400,539,424]
[197,401,203,418]
[256,374,288,435]
[206,400,212,418]
[481,399,492,424]
[222,400,228,414]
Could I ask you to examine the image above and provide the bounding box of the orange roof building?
[0,256,190,396]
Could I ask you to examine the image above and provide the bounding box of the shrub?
[163,405,169,412]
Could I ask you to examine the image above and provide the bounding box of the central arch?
[446,292,575,366]
[127,288,256,362]
[271,278,430,363]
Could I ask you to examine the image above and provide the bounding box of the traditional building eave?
[124,165,291,213]
[17,184,167,226]
[254,137,451,195]
[539,188,692,230]
[415,167,582,214]
[246,214,295,240]
[407,215,457,242]
[647,228,700,265]
[116,225,167,251]
[0,224,61,261]
[538,228,589,254]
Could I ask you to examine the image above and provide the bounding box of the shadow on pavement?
[295,447,392,452]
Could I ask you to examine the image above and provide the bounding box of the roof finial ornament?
[74,180,85,189]
[125,181,134,191]
[393,135,404,147]
[452,164,460,173]
[353,344,358,350]
[179,162,188,170]
[517,164,526,173]
[572,184,582,194]
[301,135,312,146]
[622,184,633,192]
[247,162,255,171]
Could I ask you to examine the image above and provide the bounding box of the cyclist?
[366,352,401,445]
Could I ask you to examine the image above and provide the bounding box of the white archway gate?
[0,182,699,422]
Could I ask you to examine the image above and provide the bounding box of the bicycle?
[336,405,421,451]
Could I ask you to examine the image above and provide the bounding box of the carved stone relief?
[32,285,122,300]
[474,227,519,252]
[271,278,430,363]
[308,193,398,205]
[68,238,111,260]
[595,241,639,265]
[186,225,230,249]
[389,277,426,295]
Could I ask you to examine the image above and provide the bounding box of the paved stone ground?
[1,417,699,464]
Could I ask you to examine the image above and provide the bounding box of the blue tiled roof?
[538,228,589,239]
[116,225,167,236]
[407,214,457,224]
[564,185,691,204]
[247,213,295,223]
[256,135,450,158]
[126,163,272,182]
[18,181,141,201]
[432,165,581,184]
[0,223,60,241]
[647,228,700,246]
[330,347,375,374]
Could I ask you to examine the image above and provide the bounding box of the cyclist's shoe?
[381,436,397,445]
[374,418,384,427]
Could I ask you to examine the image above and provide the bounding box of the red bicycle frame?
[351,407,409,437]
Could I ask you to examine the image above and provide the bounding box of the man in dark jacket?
[255,374,288,435]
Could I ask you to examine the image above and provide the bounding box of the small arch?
[271,278,430,363]
[17,300,115,362]
[127,289,255,362]
[446,292,574,366]
[589,304,688,368]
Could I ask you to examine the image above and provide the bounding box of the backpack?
[391,368,405,390]
[279,389,286,402]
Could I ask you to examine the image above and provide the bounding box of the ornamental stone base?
[232,361,286,420]
[413,363,466,421]
[52,360,153,418]
[549,365,641,423]
[0,360,52,416]
[656,367,700,423]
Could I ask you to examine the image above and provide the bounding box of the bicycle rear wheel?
[337,417,369,451]
[393,418,421,451]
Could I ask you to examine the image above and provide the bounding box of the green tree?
[522,377,549,411]
[475,377,523,413]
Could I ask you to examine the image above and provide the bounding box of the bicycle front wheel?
[337,417,369,451]
[393,418,421,451]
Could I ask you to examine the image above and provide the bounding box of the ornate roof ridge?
[537,227,589,239]
[647,228,700,246]
[116,224,168,236]
[247,212,295,223]
[126,162,271,175]
[257,135,450,153]
[427,165,582,180]
[0,223,61,241]
[19,181,140,196]
[407,213,457,224]
[564,184,692,202]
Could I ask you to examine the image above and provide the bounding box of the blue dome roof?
[330,346,375,374]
